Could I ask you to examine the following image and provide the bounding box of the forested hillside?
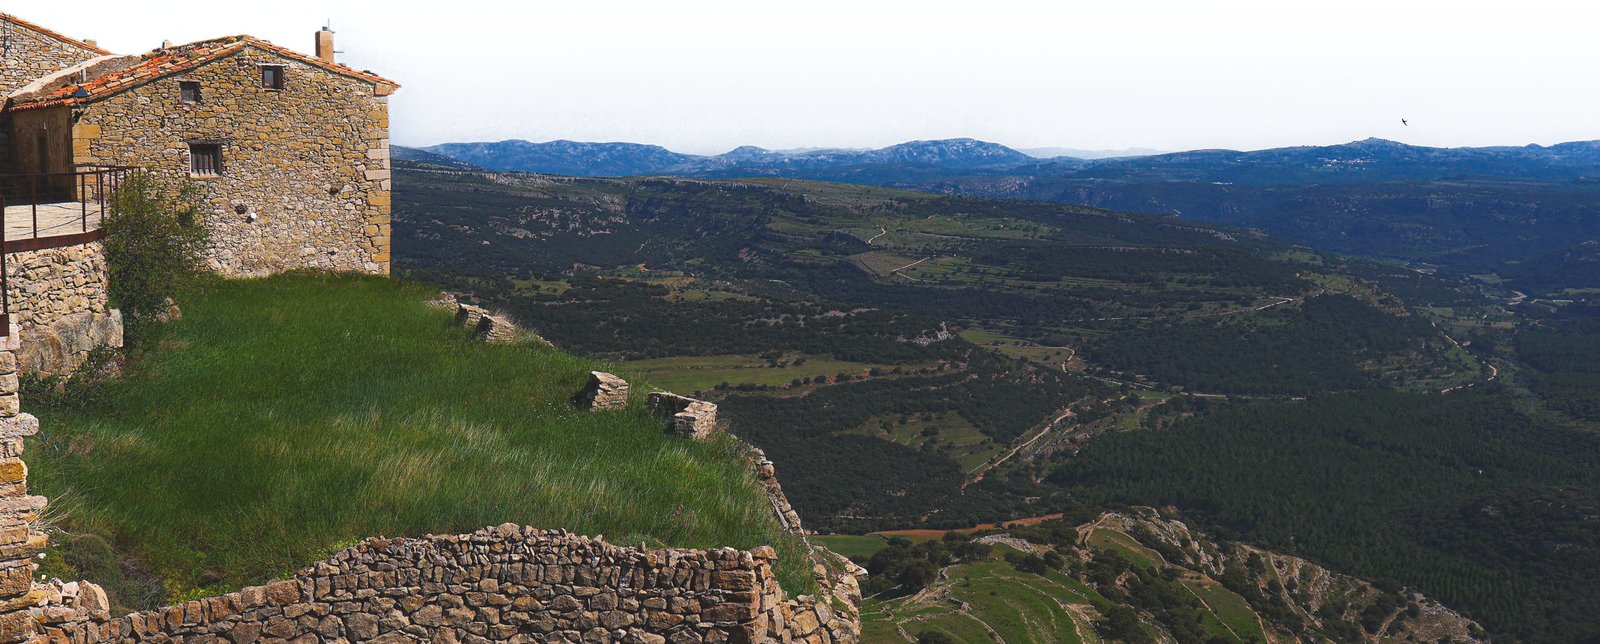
[391,163,1600,641]
[414,138,1600,294]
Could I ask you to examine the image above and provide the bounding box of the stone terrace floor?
[2,202,103,242]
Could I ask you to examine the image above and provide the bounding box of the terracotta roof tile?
[10,34,398,111]
[0,12,113,56]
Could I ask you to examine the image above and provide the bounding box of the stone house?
[4,21,399,276]
[0,13,397,373]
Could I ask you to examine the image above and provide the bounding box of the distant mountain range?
[1019,146,1167,159]
[419,137,1041,177]
[411,136,1600,183]
[404,136,1600,290]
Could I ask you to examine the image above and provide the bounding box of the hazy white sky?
[19,1,1600,154]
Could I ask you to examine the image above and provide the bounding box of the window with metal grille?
[261,65,285,89]
[179,81,201,104]
[190,144,222,176]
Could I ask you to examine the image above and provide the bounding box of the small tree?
[101,172,210,342]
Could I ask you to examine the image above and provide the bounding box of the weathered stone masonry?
[59,42,395,276]
[0,14,108,168]
[38,525,857,643]
[0,15,107,97]
[0,326,52,642]
[3,243,121,376]
[6,27,398,278]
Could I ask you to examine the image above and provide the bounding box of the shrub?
[101,172,209,342]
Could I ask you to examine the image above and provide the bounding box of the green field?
[1184,578,1269,642]
[865,552,1107,643]
[843,412,1000,472]
[621,353,917,394]
[813,534,890,560]
[24,273,811,608]
[1085,528,1164,570]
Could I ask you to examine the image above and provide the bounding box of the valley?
[390,160,1600,641]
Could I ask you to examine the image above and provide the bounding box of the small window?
[261,65,285,89]
[179,81,201,104]
[190,144,222,176]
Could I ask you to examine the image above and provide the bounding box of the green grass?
[621,353,915,394]
[1184,578,1268,642]
[946,560,1085,642]
[843,412,1000,472]
[1086,528,1162,570]
[867,550,1104,643]
[813,534,890,560]
[25,272,811,605]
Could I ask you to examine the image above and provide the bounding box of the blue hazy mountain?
[414,136,1600,290]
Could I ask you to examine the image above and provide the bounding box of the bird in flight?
[1401,118,1409,126]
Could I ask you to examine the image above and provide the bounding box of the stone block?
[575,372,629,412]
[647,392,719,440]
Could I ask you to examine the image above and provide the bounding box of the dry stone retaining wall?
[3,242,122,375]
[36,525,854,643]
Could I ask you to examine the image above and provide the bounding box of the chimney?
[84,39,97,49]
[315,27,335,63]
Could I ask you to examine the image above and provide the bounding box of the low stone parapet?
[646,392,718,441]
[36,524,859,643]
[575,371,630,411]
[446,298,551,348]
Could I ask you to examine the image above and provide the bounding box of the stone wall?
[0,292,863,642]
[3,242,122,376]
[35,524,859,643]
[0,325,51,642]
[0,14,105,178]
[0,14,105,96]
[577,371,630,412]
[69,46,392,277]
[646,392,718,441]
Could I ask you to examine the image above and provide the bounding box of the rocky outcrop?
[474,313,519,344]
[1086,508,1485,643]
[576,371,630,412]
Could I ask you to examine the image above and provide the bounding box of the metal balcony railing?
[0,165,132,336]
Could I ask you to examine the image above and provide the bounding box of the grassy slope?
[26,273,811,604]
[865,549,1113,644]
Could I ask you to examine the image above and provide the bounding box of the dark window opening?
[190,144,222,176]
[179,81,201,104]
[261,65,286,89]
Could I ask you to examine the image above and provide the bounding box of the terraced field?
[865,550,1111,644]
